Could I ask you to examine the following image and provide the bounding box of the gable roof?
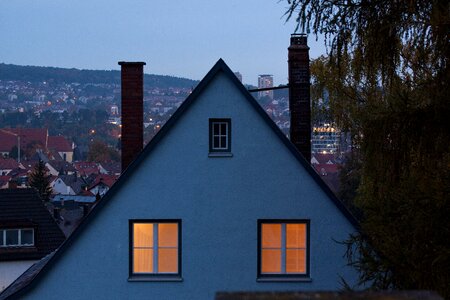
[1,59,359,299]
[47,136,72,152]
[0,188,66,261]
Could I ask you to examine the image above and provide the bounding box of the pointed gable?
[2,60,358,299]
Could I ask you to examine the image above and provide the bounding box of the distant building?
[258,74,274,100]
[312,124,340,154]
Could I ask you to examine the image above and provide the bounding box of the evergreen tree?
[28,160,53,202]
[285,0,450,297]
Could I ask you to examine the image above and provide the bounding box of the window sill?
[256,277,312,283]
[208,152,233,158]
[128,276,183,282]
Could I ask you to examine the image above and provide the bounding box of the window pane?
[261,249,281,273]
[134,223,153,247]
[262,224,281,248]
[158,248,178,273]
[286,249,306,273]
[213,123,220,135]
[220,137,227,148]
[6,230,18,245]
[286,223,306,248]
[134,249,153,273]
[213,136,220,148]
[158,223,178,247]
[220,123,227,135]
[21,229,34,245]
[0,230,3,246]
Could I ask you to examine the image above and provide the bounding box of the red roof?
[314,163,340,175]
[88,174,118,190]
[6,128,48,148]
[0,158,21,171]
[73,162,100,177]
[48,136,72,152]
[0,129,18,152]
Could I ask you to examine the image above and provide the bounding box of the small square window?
[209,119,231,153]
[257,220,310,280]
[129,220,182,281]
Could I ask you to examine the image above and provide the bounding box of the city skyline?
[0,0,326,86]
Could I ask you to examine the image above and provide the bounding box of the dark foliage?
[28,160,53,202]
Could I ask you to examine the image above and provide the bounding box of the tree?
[87,139,120,162]
[285,0,450,297]
[28,160,53,202]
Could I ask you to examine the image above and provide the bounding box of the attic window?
[209,118,232,156]
[0,228,34,247]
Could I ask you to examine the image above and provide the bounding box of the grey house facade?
[3,60,359,299]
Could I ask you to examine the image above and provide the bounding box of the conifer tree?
[28,159,53,202]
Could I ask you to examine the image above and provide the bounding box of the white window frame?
[0,228,35,247]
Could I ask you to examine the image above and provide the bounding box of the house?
[0,159,23,176]
[0,129,73,162]
[0,189,65,292]
[72,162,99,178]
[0,59,359,299]
[50,175,86,196]
[45,161,76,177]
[87,174,118,197]
[47,136,73,163]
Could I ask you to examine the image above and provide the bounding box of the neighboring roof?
[3,128,48,150]
[87,174,118,190]
[47,160,76,175]
[72,162,99,177]
[0,189,66,261]
[0,158,21,171]
[55,174,86,195]
[52,195,96,204]
[312,153,337,165]
[47,136,72,152]
[0,130,17,153]
[1,59,359,299]
[99,161,121,175]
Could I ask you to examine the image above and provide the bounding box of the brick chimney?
[288,34,311,162]
[118,61,146,172]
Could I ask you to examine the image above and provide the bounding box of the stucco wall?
[0,260,37,292]
[23,70,359,299]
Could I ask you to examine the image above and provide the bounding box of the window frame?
[128,219,182,281]
[0,228,35,247]
[209,118,232,154]
[257,219,310,281]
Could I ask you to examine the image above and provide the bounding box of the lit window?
[209,119,231,152]
[258,220,309,279]
[130,220,181,279]
[0,228,34,247]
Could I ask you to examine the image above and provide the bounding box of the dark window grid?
[209,119,231,153]
[212,122,229,150]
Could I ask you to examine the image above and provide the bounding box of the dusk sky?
[0,0,326,86]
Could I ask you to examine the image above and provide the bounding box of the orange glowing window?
[131,221,180,276]
[259,221,309,277]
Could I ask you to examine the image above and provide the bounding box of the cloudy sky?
[0,0,326,86]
